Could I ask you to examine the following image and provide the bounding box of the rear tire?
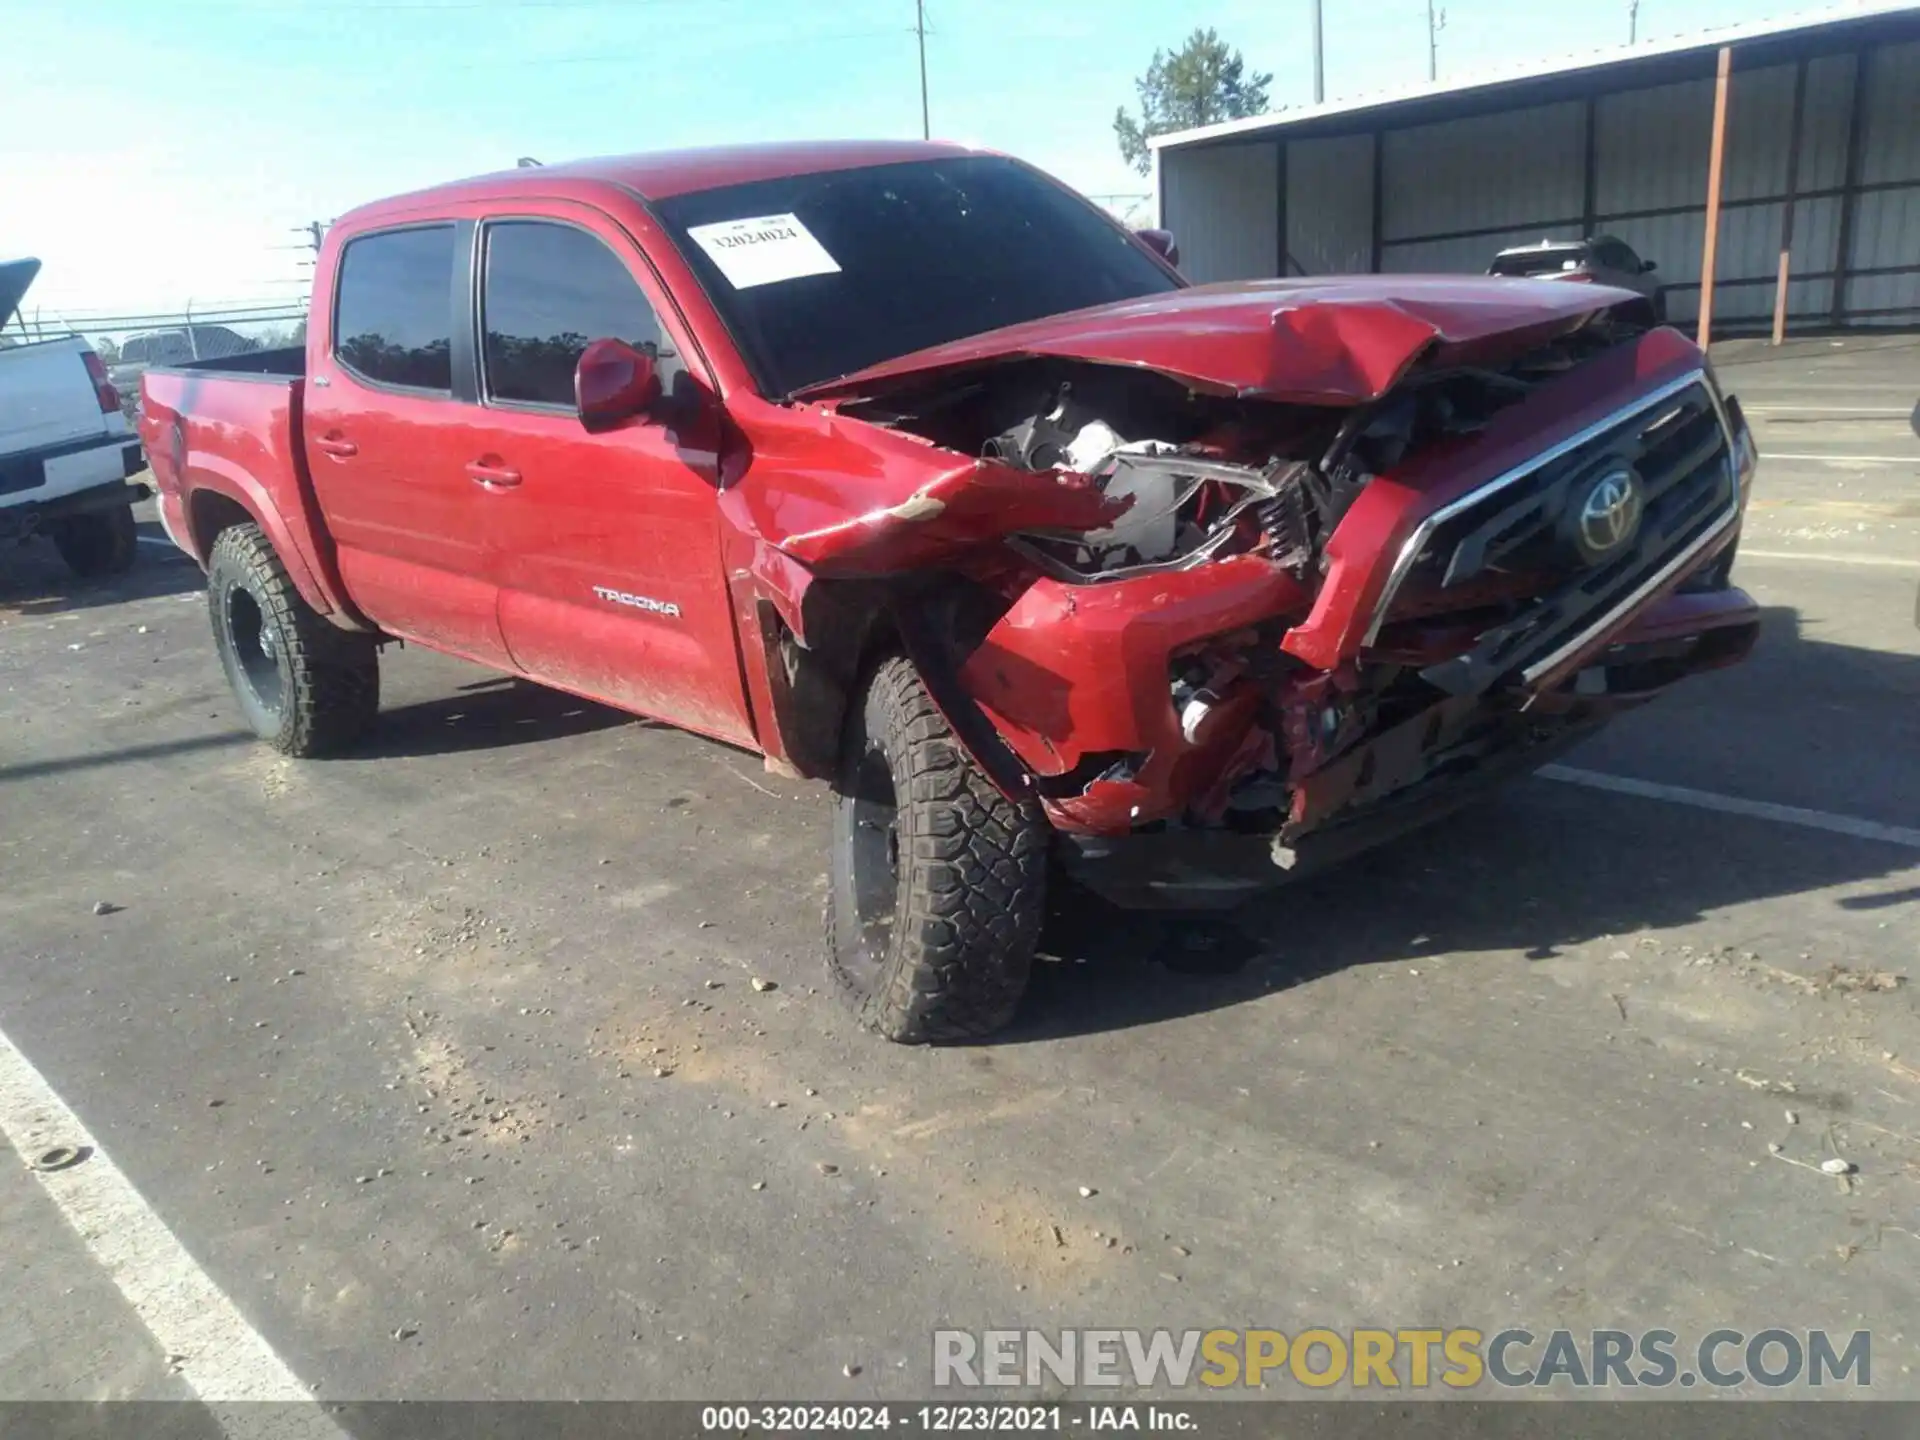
[207,522,379,757]
[52,501,137,578]
[826,655,1048,1043]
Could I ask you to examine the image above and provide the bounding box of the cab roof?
[342,140,984,226]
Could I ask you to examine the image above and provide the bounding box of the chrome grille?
[1371,371,1739,697]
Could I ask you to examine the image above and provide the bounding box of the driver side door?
[461,209,755,746]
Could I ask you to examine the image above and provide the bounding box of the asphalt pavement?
[1,337,1915,1411]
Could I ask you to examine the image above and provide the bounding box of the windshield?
[654,155,1182,398]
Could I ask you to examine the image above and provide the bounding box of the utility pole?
[1629,0,1640,43]
[915,0,930,139]
[1427,0,1444,81]
[1311,0,1325,102]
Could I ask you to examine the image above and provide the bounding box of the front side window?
[481,221,667,408]
[333,225,456,393]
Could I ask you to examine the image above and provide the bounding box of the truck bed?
[139,361,353,619]
[146,345,306,380]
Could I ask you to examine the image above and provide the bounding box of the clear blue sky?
[1,0,1837,315]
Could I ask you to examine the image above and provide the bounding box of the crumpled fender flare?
[892,599,1037,805]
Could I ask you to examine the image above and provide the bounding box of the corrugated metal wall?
[1851,38,1920,317]
[1160,29,1920,329]
[1155,142,1276,284]
[1287,135,1374,274]
[1380,101,1585,276]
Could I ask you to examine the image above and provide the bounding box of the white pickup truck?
[1,258,147,577]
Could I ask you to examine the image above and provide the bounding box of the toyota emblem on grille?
[1575,468,1644,562]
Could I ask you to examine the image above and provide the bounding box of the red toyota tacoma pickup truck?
[141,141,1760,1042]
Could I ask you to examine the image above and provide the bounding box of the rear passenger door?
[463,212,754,745]
[304,222,513,667]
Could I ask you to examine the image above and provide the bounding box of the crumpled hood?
[793,274,1634,407]
[0,258,42,332]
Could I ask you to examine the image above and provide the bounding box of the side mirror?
[1134,228,1180,268]
[576,338,662,433]
[1641,259,1659,274]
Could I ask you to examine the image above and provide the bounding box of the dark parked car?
[1489,235,1664,321]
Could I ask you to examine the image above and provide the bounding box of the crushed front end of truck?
[732,277,1760,909]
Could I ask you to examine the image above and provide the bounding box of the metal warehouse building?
[1150,2,1920,337]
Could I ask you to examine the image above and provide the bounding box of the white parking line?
[1539,766,1920,850]
[1740,549,1920,570]
[0,1025,346,1436]
[1759,452,1915,464]
[1744,405,1913,415]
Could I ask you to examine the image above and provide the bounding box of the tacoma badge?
[592,586,681,619]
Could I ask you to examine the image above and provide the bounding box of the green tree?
[1114,28,1274,176]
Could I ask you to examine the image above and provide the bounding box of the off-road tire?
[52,501,138,578]
[207,523,379,757]
[826,655,1048,1042]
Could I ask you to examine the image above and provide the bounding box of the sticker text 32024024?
[685,213,841,290]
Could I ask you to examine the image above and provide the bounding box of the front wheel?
[826,655,1048,1043]
[52,502,137,578]
[207,522,379,757]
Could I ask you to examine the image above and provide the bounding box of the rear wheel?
[207,523,379,757]
[826,655,1048,1042]
[52,501,137,578]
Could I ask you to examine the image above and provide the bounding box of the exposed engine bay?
[834,324,1635,585]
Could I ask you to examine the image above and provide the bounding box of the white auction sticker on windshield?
[686,213,841,290]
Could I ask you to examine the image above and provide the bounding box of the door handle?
[466,460,522,489]
[313,435,357,459]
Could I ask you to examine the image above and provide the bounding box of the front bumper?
[1054,583,1759,909]
[1058,713,1604,908]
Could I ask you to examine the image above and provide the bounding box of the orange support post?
[1697,45,1733,349]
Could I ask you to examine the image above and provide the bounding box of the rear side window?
[333,225,456,393]
[481,221,669,407]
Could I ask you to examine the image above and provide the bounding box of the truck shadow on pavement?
[349,676,645,759]
[0,522,203,618]
[1007,603,1919,1043]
